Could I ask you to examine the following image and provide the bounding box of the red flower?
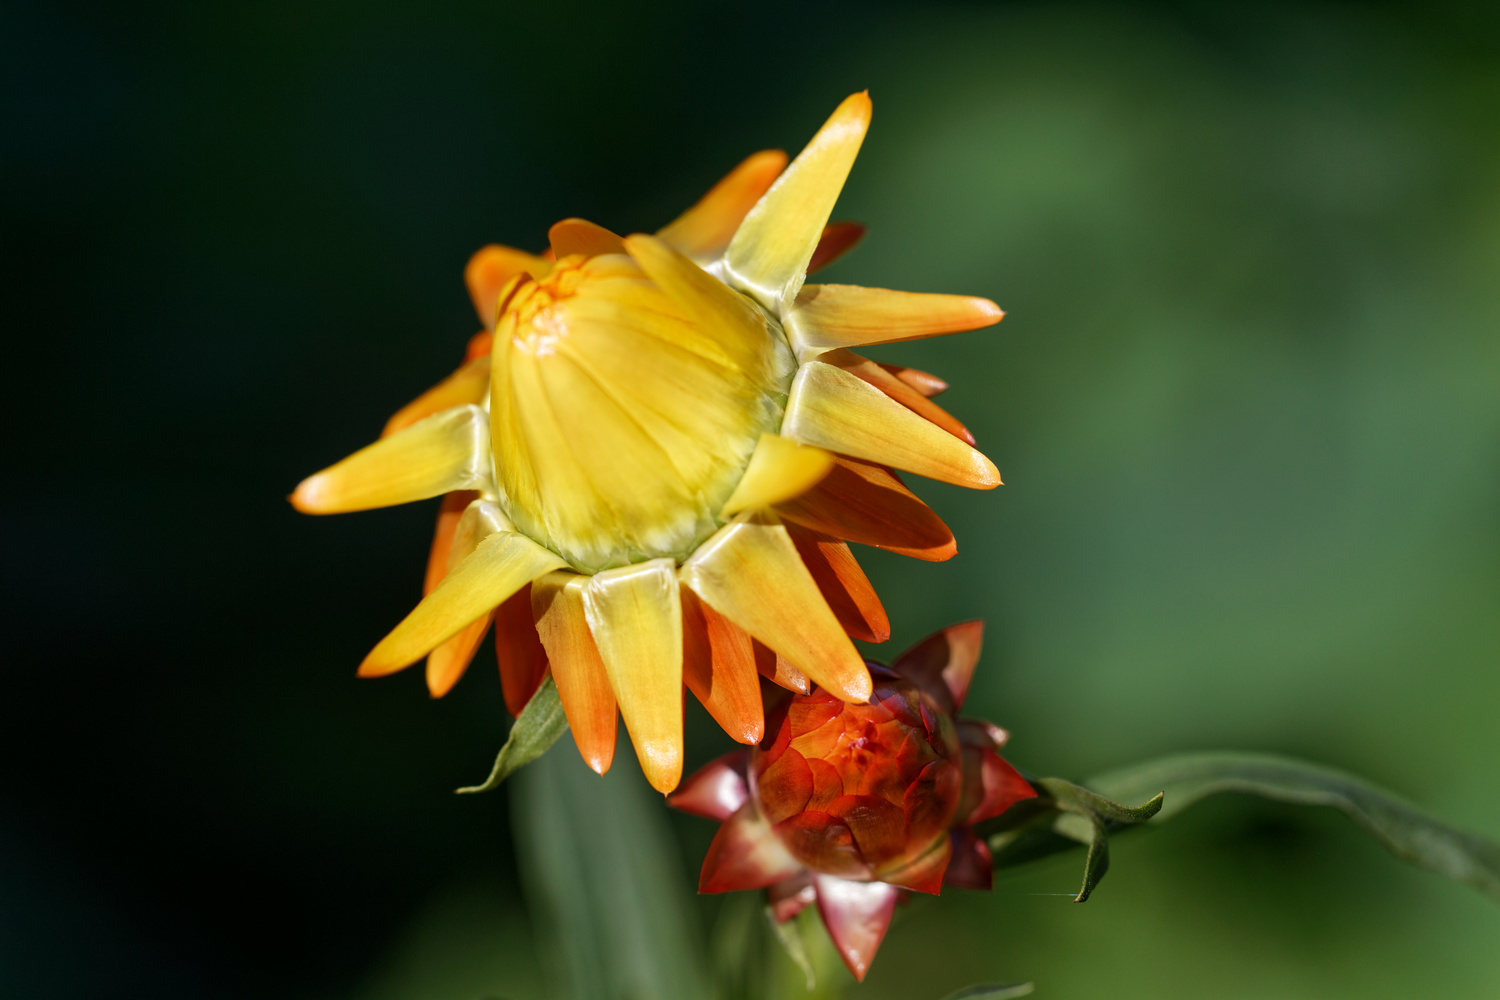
[669,621,1035,981]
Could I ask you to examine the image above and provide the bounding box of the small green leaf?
[1086,751,1500,903]
[455,675,568,794]
[1072,811,1110,902]
[1036,777,1164,824]
[765,905,816,992]
[938,983,1035,1000]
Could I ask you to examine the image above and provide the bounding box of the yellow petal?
[680,512,870,703]
[423,497,516,697]
[622,233,791,390]
[532,571,618,774]
[782,362,1000,489]
[358,530,565,676]
[582,559,684,793]
[785,285,1003,356]
[548,218,626,258]
[656,149,788,261]
[292,405,493,514]
[382,356,492,438]
[466,245,549,327]
[724,92,872,314]
[720,433,834,518]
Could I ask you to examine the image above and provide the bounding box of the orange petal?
[464,330,493,363]
[426,612,492,698]
[755,641,810,694]
[682,589,764,745]
[582,559,684,793]
[877,362,947,397]
[879,836,952,895]
[786,284,1003,354]
[785,523,889,643]
[424,491,478,595]
[680,512,871,703]
[890,619,984,713]
[465,245,550,327]
[531,571,618,775]
[775,456,957,562]
[784,362,1000,489]
[819,349,973,444]
[292,405,493,514]
[725,92,872,313]
[656,149,788,260]
[806,221,865,274]
[494,585,548,717]
[548,218,626,258]
[382,356,493,439]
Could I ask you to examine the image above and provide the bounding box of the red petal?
[814,875,898,982]
[943,828,993,890]
[890,620,984,713]
[775,812,871,879]
[964,747,1038,826]
[699,803,802,893]
[902,758,964,853]
[667,750,749,822]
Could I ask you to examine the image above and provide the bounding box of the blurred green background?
[4,0,1498,997]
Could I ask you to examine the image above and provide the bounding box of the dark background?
[4,1,1499,997]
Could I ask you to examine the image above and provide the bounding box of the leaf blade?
[455,675,568,794]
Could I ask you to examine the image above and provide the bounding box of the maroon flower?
[669,621,1035,980]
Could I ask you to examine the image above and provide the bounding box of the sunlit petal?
[583,559,685,793]
[292,405,494,514]
[818,348,973,444]
[382,356,492,439]
[698,803,803,893]
[667,748,750,822]
[465,245,549,327]
[813,875,898,982]
[783,362,1000,489]
[786,284,1002,355]
[725,92,872,313]
[359,530,565,677]
[679,512,870,703]
[890,619,984,713]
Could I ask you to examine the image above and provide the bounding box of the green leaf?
[1085,751,1500,904]
[1035,776,1164,824]
[511,733,712,1000]
[455,675,568,794]
[938,984,1035,1000]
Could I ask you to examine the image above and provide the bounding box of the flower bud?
[751,665,963,883]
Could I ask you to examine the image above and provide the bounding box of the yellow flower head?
[293,93,1003,793]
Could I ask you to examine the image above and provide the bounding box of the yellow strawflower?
[292,93,1003,793]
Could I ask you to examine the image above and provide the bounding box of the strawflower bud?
[292,93,1005,793]
[670,621,1037,981]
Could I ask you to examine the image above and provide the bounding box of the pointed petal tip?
[288,477,325,514]
[549,218,626,258]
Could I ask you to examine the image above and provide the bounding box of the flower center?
[489,253,795,572]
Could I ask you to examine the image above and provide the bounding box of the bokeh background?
[4,1,1499,997]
